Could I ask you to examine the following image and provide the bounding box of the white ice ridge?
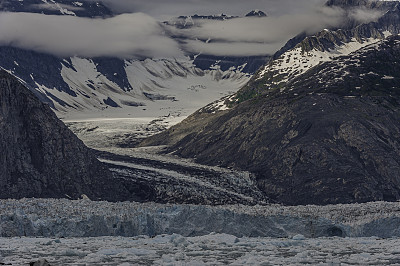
[1,199,400,238]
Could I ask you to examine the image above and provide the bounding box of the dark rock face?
[0,70,131,201]
[141,36,400,205]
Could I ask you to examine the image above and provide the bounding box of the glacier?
[2,199,400,265]
[1,199,400,239]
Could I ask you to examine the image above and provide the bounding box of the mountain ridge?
[235,1,400,105]
[0,69,137,201]
[141,35,400,205]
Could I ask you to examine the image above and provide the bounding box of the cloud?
[167,6,348,56]
[178,8,344,42]
[163,2,386,57]
[94,0,327,19]
[0,1,387,59]
[0,12,183,59]
[183,40,283,57]
[348,7,384,23]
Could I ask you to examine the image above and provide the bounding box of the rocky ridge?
[0,67,272,205]
[0,70,135,201]
[236,1,400,104]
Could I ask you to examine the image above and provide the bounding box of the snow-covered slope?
[255,35,386,86]
[0,0,112,17]
[35,56,250,121]
[0,0,262,124]
[0,49,250,123]
[14,54,249,119]
[233,2,400,104]
[1,45,250,122]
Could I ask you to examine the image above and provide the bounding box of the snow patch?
[256,37,382,91]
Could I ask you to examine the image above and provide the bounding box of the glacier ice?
[1,199,400,238]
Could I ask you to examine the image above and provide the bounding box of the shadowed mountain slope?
[0,70,135,201]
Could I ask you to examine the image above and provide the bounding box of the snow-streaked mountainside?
[0,0,112,17]
[0,1,268,123]
[141,1,400,205]
[234,0,400,104]
[35,56,249,121]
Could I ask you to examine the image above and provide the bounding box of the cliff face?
[0,70,130,201]
[141,36,400,205]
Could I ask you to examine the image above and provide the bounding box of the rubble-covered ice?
[1,234,400,265]
[1,199,400,238]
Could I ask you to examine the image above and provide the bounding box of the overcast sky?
[97,0,327,19]
[0,0,385,59]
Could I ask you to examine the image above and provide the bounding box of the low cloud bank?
[0,12,182,59]
[169,5,384,56]
[0,2,385,58]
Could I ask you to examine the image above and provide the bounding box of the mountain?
[246,10,267,17]
[237,1,400,104]
[141,32,400,205]
[165,14,238,30]
[0,69,140,201]
[0,0,112,17]
[2,52,250,119]
[0,2,269,120]
[0,68,269,205]
[165,10,270,74]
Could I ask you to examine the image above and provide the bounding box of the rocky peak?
[296,2,400,53]
[233,1,400,105]
[245,10,267,17]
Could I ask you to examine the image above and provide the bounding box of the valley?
[2,0,400,265]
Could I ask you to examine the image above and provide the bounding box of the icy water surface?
[1,235,400,265]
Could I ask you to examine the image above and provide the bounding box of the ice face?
[1,199,400,239]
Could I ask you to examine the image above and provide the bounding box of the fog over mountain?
[0,12,183,59]
[0,0,385,58]
[90,0,340,18]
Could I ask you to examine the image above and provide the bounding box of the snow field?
[57,57,249,121]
